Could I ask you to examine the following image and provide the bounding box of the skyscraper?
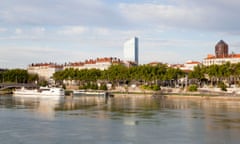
[123,37,139,64]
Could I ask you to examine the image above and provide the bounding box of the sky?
[1,0,240,68]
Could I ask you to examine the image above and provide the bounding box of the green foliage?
[188,62,240,87]
[90,83,98,90]
[164,68,184,81]
[99,84,108,90]
[188,65,204,80]
[152,85,161,91]
[0,69,38,83]
[53,64,185,86]
[52,62,240,89]
[188,84,198,92]
[38,80,48,87]
[140,85,160,91]
[62,84,66,89]
[218,82,227,91]
[140,85,149,90]
[79,83,99,90]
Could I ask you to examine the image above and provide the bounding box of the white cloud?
[1,0,240,68]
[15,28,23,34]
[32,27,45,35]
[119,1,240,32]
[119,3,204,29]
[1,0,240,32]
[0,0,127,28]
[58,26,88,35]
[0,28,7,32]
[0,45,91,68]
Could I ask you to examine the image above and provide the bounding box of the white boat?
[73,90,114,98]
[73,90,108,96]
[13,87,65,97]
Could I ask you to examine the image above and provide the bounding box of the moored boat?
[73,90,106,96]
[13,87,65,97]
[73,90,113,97]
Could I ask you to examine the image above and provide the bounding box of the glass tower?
[123,37,139,64]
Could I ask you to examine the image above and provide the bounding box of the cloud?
[32,27,45,35]
[1,0,240,68]
[0,0,128,28]
[0,45,90,68]
[1,0,240,32]
[0,28,7,32]
[119,0,240,32]
[57,26,88,35]
[15,28,23,34]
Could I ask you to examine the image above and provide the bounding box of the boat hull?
[13,87,65,97]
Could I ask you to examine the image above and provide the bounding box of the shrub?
[91,83,98,90]
[188,84,198,92]
[99,84,108,90]
[152,85,160,91]
[140,85,160,91]
[218,82,227,91]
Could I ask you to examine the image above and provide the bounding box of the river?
[0,94,240,144]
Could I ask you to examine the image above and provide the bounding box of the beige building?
[181,61,201,71]
[203,54,240,66]
[203,40,240,66]
[168,61,201,72]
[27,63,63,80]
[64,57,122,70]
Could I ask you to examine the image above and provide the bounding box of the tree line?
[3,62,240,89]
[53,64,185,87]
[0,69,38,83]
[189,62,240,87]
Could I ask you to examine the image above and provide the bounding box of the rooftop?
[205,54,240,59]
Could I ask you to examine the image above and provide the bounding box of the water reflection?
[11,96,62,120]
[1,95,240,122]
[1,95,240,143]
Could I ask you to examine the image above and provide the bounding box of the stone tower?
[215,40,228,58]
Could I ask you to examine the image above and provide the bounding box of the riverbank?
[0,90,12,95]
[112,92,240,101]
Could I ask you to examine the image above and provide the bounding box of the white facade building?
[202,40,240,66]
[203,54,240,66]
[27,63,63,80]
[168,61,201,72]
[64,57,122,70]
[181,61,201,71]
[123,37,139,64]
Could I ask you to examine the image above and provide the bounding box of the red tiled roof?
[29,63,63,68]
[29,57,122,68]
[205,54,240,59]
[186,61,201,64]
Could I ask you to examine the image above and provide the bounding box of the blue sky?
[1,0,240,68]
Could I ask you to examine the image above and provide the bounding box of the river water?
[0,95,240,144]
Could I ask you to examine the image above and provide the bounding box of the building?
[168,61,201,72]
[180,61,201,71]
[148,62,163,66]
[203,54,240,66]
[27,63,63,80]
[215,40,228,58]
[203,40,240,66]
[27,58,123,81]
[123,37,139,64]
[64,57,122,70]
